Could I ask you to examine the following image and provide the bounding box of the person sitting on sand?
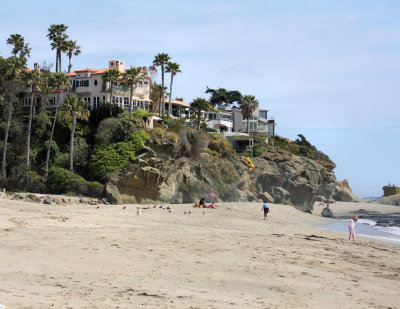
[206,201,217,209]
[199,197,205,208]
[348,216,358,242]
[261,200,270,220]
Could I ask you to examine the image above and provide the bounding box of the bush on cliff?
[89,131,149,180]
[253,134,268,157]
[174,128,209,161]
[208,133,236,158]
[270,134,333,163]
[47,167,103,196]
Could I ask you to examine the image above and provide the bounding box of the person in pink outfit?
[348,216,358,242]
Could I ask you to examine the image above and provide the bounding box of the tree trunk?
[129,81,133,114]
[59,49,62,72]
[161,64,165,117]
[247,116,250,133]
[55,51,58,73]
[1,99,13,179]
[68,54,72,73]
[69,112,77,172]
[168,74,174,116]
[197,110,201,131]
[45,91,61,178]
[25,90,35,181]
[110,82,113,103]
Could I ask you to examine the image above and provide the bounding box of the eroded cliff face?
[105,141,356,212]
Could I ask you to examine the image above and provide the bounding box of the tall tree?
[149,82,165,115]
[206,87,242,108]
[152,53,171,117]
[47,24,69,72]
[63,96,90,172]
[165,62,181,116]
[6,34,31,63]
[65,40,81,73]
[44,72,70,178]
[22,68,42,181]
[240,95,259,133]
[190,98,211,131]
[0,56,25,179]
[102,69,121,104]
[123,66,144,114]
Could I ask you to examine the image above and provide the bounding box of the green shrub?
[132,109,153,118]
[47,167,86,193]
[89,130,149,180]
[208,133,235,158]
[47,167,103,196]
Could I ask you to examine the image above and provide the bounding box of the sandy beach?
[0,198,399,309]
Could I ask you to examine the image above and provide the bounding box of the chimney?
[108,60,125,72]
[34,62,40,70]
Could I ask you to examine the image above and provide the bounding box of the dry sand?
[0,198,399,309]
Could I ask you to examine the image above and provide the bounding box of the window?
[144,81,149,85]
[22,98,31,106]
[93,97,100,109]
[137,82,143,88]
[47,97,56,106]
[103,96,106,103]
[124,97,129,109]
[79,80,89,87]
[83,97,91,109]
[94,80,98,86]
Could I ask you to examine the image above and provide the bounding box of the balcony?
[209,119,233,129]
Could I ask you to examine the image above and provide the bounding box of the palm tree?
[190,98,211,131]
[1,56,25,179]
[152,53,171,117]
[165,62,181,116]
[22,68,42,181]
[240,95,259,133]
[47,24,69,72]
[123,66,144,113]
[149,82,165,115]
[6,34,31,63]
[63,96,90,172]
[65,40,81,73]
[44,72,70,178]
[102,69,121,104]
[6,34,24,56]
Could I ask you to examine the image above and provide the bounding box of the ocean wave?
[375,226,400,236]
[357,233,400,244]
[357,219,376,226]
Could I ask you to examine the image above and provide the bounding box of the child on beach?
[261,200,270,220]
[348,216,358,242]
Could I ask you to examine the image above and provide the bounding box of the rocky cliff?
[376,185,400,206]
[105,139,359,212]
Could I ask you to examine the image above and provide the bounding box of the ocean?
[320,215,400,244]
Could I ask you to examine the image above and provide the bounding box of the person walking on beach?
[261,200,270,220]
[348,216,358,242]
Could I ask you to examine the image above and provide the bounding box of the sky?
[0,0,399,197]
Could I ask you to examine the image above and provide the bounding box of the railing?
[112,85,131,92]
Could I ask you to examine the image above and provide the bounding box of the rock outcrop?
[382,185,400,197]
[376,194,400,206]
[332,179,364,203]
[105,142,342,213]
[250,149,330,212]
[321,207,335,218]
[318,178,363,203]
